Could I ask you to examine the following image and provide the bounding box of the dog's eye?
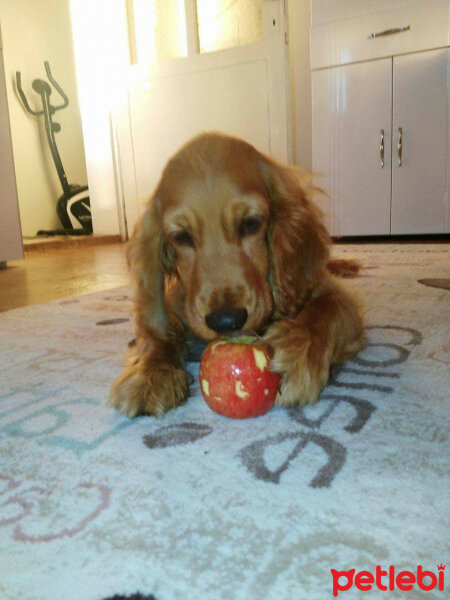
[238,216,263,238]
[172,230,195,248]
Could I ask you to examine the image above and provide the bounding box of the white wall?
[0,0,87,237]
[288,0,313,169]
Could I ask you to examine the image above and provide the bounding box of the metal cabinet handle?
[379,129,385,168]
[397,127,403,167]
[370,25,411,38]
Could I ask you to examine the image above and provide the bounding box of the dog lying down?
[109,132,366,418]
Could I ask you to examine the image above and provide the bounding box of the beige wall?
[0,0,87,237]
[288,0,312,169]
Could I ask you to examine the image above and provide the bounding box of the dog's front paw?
[264,322,332,407]
[108,361,190,418]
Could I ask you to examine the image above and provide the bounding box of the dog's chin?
[188,319,267,343]
[221,329,260,339]
[188,323,219,342]
[184,328,261,362]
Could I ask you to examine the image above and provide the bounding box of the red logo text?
[330,564,446,597]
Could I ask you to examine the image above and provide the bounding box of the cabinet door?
[313,59,392,236]
[391,48,449,234]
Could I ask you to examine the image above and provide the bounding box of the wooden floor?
[0,242,129,312]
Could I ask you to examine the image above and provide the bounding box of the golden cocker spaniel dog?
[109,132,366,417]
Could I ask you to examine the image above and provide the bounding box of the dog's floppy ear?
[258,157,330,317]
[127,193,176,340]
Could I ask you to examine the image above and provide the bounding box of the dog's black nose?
[205,307,248,333]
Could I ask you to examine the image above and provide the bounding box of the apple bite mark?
[210,339,229,353]
[201,378,209,397]
[235,380,249,399]
[252,348,268,372]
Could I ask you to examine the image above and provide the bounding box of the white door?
[391,48,450,235]
[312,58,392,236]
[114,0,290,234]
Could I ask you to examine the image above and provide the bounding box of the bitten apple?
[199,336,280,419]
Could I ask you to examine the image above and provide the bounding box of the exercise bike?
[16,61,92,236]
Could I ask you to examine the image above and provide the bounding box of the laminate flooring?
[0,242,129,312]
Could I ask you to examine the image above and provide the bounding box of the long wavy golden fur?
[109,132,366,417]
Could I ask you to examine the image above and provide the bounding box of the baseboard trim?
[24,234,122,254]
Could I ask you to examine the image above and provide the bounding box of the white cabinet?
[391,49,449,234]
[312,48,450,236]
[312,59,392,235]
[311,0,450,237]
[310,0,449,70]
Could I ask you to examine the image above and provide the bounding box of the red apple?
[199,336,280,419]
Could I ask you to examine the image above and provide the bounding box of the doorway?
[71,0,291,238]
[1,0,89,245]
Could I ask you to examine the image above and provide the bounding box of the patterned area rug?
[1,243,449,600]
